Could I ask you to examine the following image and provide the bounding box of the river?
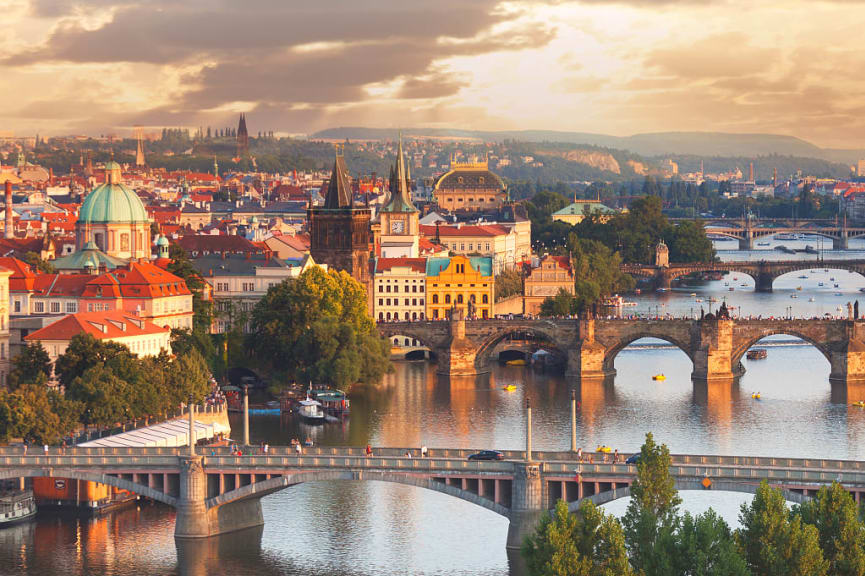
[3,245,865,575]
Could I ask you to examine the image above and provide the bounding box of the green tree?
[568,237,634,309]
[666,220,714,263]
[540,288,577,317]
[796,482,865,576]
[737,481,828,576]
[167,244,214,333]
[7,341,51,390]
[523,499,633,576]
[22,251,55,273]
[675,509,750,576]
[0,381,80,444]
[55,333,134,390]
[496,267,524,301]
[622,432,682,576]
[248,267,390,391]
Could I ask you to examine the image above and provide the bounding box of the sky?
[2,0,865,148]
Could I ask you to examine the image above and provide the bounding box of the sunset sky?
[2,0,865,148]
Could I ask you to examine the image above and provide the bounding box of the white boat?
[776,233,798,240]
[0,490,36,526]
[297,399,325,423]
[757,241,770,246]
[809,297,815,302]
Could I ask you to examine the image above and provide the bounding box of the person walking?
[295,443,302,456]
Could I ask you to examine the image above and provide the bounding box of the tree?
[737,481,828,576]
[55,333,134,390]
[7,341,51,390]
[666,220,714,263]
[622,432,682,576]
[248,266,390,391]
[568,237,634,309]
[496,268,524,301]
[796,482,865,576]
[23,251,55,273]
[674,509,749,576]
[167,244,214,333]
[0,381,80,444]
[523,499,633,576]
[540,288,576,317]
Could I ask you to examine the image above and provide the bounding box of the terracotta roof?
[268,233,310,252]
[375,257,427,274]
[82,261,190,299]
[0,257,37,293]
[33,274,91,297]
[25,310,170,342]
[176,234,261,255]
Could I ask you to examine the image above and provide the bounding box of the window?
[386,312,392,320]
[378,285,383,293]
[378,299,383,306]
[420,285,424,293]
[386,285,391,293]
[13,301,20,313]
[404,312,410,320]
[468,244,473,251]
[412,285,417,293]
[386,298,391,306]
[51,302,60,313]
[34,302,44,313]
[420,299,424,305]
[482,310,488,319]
[432,294,439,304]
[433,309,439,319]
[460,243,465,251]
[485,243,490,251]
[457,294,463,304]
[482,294,489,304]
[379,312,383,320]
[412,299,417,306]
[445,294,451,304]
[404,299,409,306]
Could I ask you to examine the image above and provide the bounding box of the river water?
[4,244,865,575]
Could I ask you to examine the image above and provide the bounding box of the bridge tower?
[739,219,755,250]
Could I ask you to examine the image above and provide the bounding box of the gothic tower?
[379,135,419,258]
[308,148,371,285]
[236,113,249,157]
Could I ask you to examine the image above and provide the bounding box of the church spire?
[236,113,249,156]
[135,131,146,167]
[382,133,417,214]
[324,145,353,209]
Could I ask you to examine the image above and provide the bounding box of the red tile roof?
[25,311,170,342]
[420,224,510,238]
[82,261,190,299]
[375,257,427,273]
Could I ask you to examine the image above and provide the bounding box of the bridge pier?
[754,272,774,293]
[506,462,544,550]
[567,316,609,381]
[654,270,672,291]
[691,317,736,382]
[175,456,265,539]
[738,235,754,250]
[436,309,486,376]
[829,321,865,384]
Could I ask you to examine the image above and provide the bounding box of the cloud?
[644,33,779,80]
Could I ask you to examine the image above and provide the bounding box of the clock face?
[391,220,405,234]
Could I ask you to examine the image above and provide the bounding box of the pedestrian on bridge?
[295,443,302,456]
[366,444,373,457]
[421,445,428,457]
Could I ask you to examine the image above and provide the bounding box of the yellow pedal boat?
[652,374,666,381]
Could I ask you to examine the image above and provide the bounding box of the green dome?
[79,181,149,224]
[156,235,169,247]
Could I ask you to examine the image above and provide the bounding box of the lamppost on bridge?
[570,390,577,453]
[188,395,196,457]
[525,397,533,462]
[242,385,250,447]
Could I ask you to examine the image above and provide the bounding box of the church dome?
[79,161,149,224]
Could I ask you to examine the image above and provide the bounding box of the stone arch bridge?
[378,315,865,384]
[3,446,865,549]
[622,259,865,292]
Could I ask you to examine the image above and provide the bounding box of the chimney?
[5,180,12,239]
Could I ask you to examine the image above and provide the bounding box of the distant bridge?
[622,259,865,292]
[377,314,865,384]
[4,445,865,548]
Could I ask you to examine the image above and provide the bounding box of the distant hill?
[313,127,865,164]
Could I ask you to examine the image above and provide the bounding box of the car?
[468,450,504,461]
[625,454,641,465]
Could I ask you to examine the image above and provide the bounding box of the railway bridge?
[3,443,865,549]
[377,314,865,383]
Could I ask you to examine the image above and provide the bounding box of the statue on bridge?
[717,302,731,320]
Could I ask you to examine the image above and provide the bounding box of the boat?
[757,241,770,246]
[695,298,703,303]
[724,282,729,287]
[740,283,747,287]
[835,283,840,288]
[798,274,808,279]
[859,288,865,293]
[776,233,798,240]
[809,297,815,302]
[819,282,824,287]
[728,287,734,291]
[309,389,350,415]
[0,490,36,526]
[747,349,767,360]
[652,374,666,381]
[804,246,818,254]
[791,294,798,298]
[656,288,668,293]
[297,398,325,423]
[506,359,527,366]
[503,384,517,391]
[597,445,612,453]
[852,401,865,408]
[796,286,802,291]
[752,392,761,400]
[690,293,697,297]
[831,277,836,281]
[601,294,625,308]
[836,292,844,296]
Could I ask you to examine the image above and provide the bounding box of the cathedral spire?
[324,145,353,209]
[236,113,249,156]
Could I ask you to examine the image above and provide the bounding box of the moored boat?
[0,490,36,527]
[297,399,325,423]
[746,349,767,360]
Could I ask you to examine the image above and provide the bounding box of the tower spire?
[135,130,146,167]
[382,133,417,214]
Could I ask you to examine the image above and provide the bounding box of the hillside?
[313,127,864,164]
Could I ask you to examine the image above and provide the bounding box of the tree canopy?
[247,266,390,391]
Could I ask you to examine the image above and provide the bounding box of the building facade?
[421,223,528,272]
[425,255,494,320]
[373,258,426,321]
[433,161,507,213]
[522,255,574,315]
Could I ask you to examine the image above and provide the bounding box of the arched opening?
[734,333,833,399]
[607,336,694,387]
[475,330,568,373]
[772,267,865,294]
[386,334,435,362]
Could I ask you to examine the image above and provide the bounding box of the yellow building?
[425,255,494,320]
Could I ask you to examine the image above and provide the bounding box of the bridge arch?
[731,330,833,368]
[474,325,569,371]
[205,469,511,518]
[567,479,810,513]
[0,467,177,507]
[602,334,695,374]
